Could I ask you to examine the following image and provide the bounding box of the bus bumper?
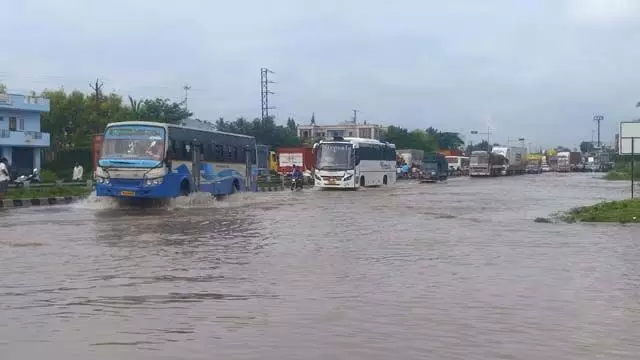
[96,183,178,199]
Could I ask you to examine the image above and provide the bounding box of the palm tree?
[128,95,143,119]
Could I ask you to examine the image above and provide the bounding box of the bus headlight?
[95,167,110,184]
[145,178,164,186]
[343,174,353,181]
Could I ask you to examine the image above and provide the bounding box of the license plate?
[327,179,336,184]
[120,191,135,197]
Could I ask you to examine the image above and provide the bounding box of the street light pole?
[470,128,493,151]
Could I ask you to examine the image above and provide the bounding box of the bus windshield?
[101,125,166,161]
[316,143,353,170]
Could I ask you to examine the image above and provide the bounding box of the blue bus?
[95,121,257,200]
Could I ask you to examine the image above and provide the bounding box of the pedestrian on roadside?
[72,161,84,181]
[0,157,9,200]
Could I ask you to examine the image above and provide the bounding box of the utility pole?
[183,84,191,110]
[260,68,276,121]
[89,78,104,135]
[594,115,603,148]
[352,109,359,124]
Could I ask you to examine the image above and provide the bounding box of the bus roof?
[105,121,256,140]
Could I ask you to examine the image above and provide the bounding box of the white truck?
[397,149,424,167]
[491,146,527,175]
[556,152,571,172]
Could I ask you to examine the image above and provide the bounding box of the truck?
[91,134,104,175]
[277,146,315,174]
[569,152,582,171]
[420,152,448,182]
[397,149,424,167]
[469,150,507,177]
[556,152,571,172]
[491,146,527,175]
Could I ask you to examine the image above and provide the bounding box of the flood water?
[1,173,639,359]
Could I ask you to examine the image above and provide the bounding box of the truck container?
[397,149,424,167]
[277,146,315,174]
[469,150,507,177]
[491,146,527,175]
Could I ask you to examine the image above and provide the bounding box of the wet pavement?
[1,173,639,359]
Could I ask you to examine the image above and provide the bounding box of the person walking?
[0,157,10,200]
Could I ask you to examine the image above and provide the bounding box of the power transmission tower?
[183,84,191,110]
[260,68,276,121]
[593,115,603,148]
[352,109,359,124]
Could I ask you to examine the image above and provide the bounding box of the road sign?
[618,121,640,155]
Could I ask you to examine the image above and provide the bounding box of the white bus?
[313,137,396,189]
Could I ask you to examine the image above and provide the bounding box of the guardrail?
[8,180,94,189]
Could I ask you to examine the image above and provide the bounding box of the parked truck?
[491,146,527,175]
[277,146,315,174]
[556,152,571,172]
[420,152,448,182]
[397,149,424,167]
[469,150,507,177]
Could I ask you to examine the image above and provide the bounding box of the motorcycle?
[290,176,304,191]
[14,168,40,188]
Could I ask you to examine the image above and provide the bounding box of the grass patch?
[604,171,632,181]
[562,199,640,224]
[5,186,92,200]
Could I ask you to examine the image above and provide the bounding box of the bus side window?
[180,141,190,160]
[354,148,360,165]
[215,144,224,161]
[204,143,215,162]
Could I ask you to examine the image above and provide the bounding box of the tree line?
[1,82,466,175]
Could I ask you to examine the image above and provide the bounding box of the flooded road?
[1,173,639,359]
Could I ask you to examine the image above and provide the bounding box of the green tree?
[138,98,192,124]
[0,83,6,94]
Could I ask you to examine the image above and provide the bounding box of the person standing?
[72,161,84,181]
[0,157,9,200]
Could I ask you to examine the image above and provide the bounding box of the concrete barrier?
[0,196,82,208]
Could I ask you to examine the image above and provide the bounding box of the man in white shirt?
[0,157,9,199]
[72,162,84,181]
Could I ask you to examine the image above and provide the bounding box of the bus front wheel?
[359,176,365,187]
[180,180,191,196]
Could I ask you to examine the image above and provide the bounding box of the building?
[298,121,386,142]
[0,93,50,173]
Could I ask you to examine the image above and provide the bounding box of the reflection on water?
[0,174,639,359]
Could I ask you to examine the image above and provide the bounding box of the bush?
[39,169,59,183]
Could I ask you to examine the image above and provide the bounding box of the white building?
[298,121,386,142]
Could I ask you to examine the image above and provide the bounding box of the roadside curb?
[0,196,82,208]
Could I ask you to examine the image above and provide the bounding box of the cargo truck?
[556,152,571,172]
[469,150,507,177]
[491,146,527,175]
[420,152,448,182]
[397,149,424,167]
[277,146,315,174]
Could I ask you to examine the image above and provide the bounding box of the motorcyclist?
[290,165,303,179]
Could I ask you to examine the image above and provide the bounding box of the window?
[215,144,224,161]
[18,118,24,130]
[9,117,16,131]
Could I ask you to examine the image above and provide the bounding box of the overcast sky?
[2,0,640,148]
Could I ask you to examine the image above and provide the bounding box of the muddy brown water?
[1,173,638,359]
